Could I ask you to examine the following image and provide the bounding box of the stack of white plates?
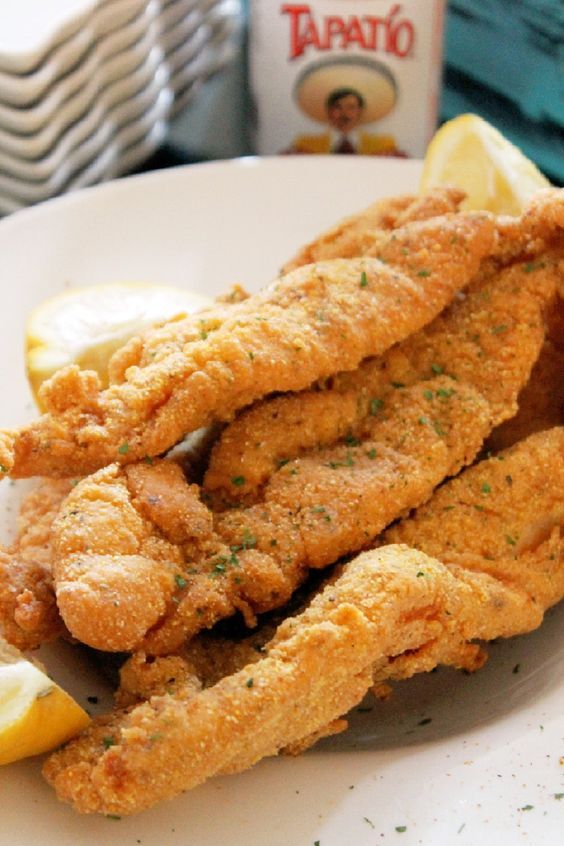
[0,0,242,214]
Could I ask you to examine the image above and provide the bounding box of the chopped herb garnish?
[391,381,406,388]
[359,271,369,288]
[370,397,384,415]
[506,534,517,546]
[555,793,564,800]
[364,817,375,829]
[524,261,545,273]
[417,268,431,277]
[175,574,187,589]
[423,389,434,400]
[345,434,361,447]
[277,458,290,468]
[431,363,443,374]
[436,387,455,399]
[433,420,446,437]
[520,804,534,811]
[248,351,255,360]
[231,475,246,486]
[505,475,513,486]
[246,678,254,688]
[199,330,208,340]
[0,464,7,473]
[395,826,407,833]
[481,483,491,494]
[102,736,116,749]
[418,416,429,425]
[118,443,130,455]
[366,448,377,459]
[241,528,257,549]
[416,571,426,578]
[106,815,121,821]
[491,324,509,334]
[143,456,154,465]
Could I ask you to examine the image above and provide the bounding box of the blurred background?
[0,0,561,215]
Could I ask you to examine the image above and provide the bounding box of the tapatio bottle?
[248,0,446,158]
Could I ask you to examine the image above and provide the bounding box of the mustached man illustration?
[288,57,406,156]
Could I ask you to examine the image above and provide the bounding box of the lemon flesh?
[421,113,550,215]
[0,639,90,765]
[26,282,212,407]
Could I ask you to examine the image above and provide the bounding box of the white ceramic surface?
[0,50,168,202]
[0,1,155,135]
[0,157,562,845]
[0,75,171,213]
[0,0,147,105]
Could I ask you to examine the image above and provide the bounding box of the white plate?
[0,157,562,845]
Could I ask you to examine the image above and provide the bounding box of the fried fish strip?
[204,250,560,504]
[281,186,465,272]
[44,429,564,816]
[0,479,71,649]
[0,211,497,480]
[51,377,490,654]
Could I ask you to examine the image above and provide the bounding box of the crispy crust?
[44,429,563,815]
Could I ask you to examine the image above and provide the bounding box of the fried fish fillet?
[43,429,564,816]
[0,479,71,649]
[0,211,499,479]
[204,249,560,504]
[281,186,466,272]
[51,377,490,654]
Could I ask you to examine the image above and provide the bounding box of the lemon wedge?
[420,113,550,215]
[26,282,212,407]
[0,638,90,765]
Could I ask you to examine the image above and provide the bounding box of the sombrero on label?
[294,56,398,125]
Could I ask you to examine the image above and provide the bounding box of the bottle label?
[249,0,445,158]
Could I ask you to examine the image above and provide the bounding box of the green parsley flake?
[370,397,384,415]
[246,678,254,688]
[524,261,545,273]
[431,363,443,374]
[416,571,426,578]
[118,443,130,455]
[231,475,246,486]
[0,464,6,473]
[423,389,434,400]
[554,793,564,800]
[520,804,534,812]
[491,324,509,335]
[481,483,491,494]
[359,271,369,288]
[366,448,377,459]
[175,574,187,589]
[102,736,116,749]
[395,826,407,833]
[417,269,431,277]
[506,534,517,546]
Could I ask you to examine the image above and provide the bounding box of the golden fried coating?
[51,377,490,654]
[282,186,466,272]
[44,429,564,814]
[0,479,72,649]
[0,210,499,479]
[44,429,564,816]
[204,250,559,504]
[486,338,564,452]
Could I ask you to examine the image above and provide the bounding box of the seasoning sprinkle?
[359,271,369,288]
[118,442,130,455]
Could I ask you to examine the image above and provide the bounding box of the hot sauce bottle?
[248,1,446,158]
